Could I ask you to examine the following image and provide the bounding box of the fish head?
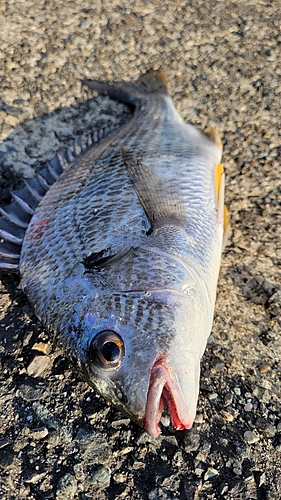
[68,284,211,438]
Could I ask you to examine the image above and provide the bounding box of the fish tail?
[81,68,169,106]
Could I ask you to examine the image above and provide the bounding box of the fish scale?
[0,69,229,437]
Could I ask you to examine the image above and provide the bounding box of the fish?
[0,69,230,438]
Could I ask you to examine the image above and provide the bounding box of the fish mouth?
[144,358,193,438]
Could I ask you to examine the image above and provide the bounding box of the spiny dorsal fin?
[121,147,185,232]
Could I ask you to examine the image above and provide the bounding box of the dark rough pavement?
[0,1,280,499]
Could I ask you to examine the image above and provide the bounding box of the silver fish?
[0,70,229,437]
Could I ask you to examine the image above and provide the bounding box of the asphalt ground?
[0,1,280,499]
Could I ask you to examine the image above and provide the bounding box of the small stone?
[208,392,218,400]
[220,483,229,495]
[220,410,234,422]
[224,393,233,406]
[27,356,53,377]
[55,473,77,500]
[234,387,241,396]
[29,427,49,440]
[244,403,253,412]
[86,466,110,484]
[233,467,242,475]
[244,431,259,444]
[194,414,204,424]
[73,463,85,481]
[183,429,200,452]
[0,436,9,449]
[113,472,127,483]
[255,417,276,438]
[195,467,204,477]
[76,430,111,463]
[18,384,46,402]
[259,472,266,486]
[111,418,131,429]
[118,446,134,456]
[196,442,211,461]
[204,467,219,480]
[31,342,51,355]
[252,386,271,403]
[132,461,145,470]
[258,363,270,374]
[25,472,47,484]
[211,358,225,372]
[160,415,170,427]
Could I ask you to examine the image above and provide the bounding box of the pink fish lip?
[144,358,193,438]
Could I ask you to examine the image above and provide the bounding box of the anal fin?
[215,163,231,250]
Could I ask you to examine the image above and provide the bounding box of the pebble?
[32,402,72,443]
[211,358,225,372]
[244,431,260,444]
[76,429,112,464]
[194,413,204,424]
[196,442,211,461]
[208,392,218,400]
[113,472,127,483]
[204,467,219,480]
[73,463,85,481]
[27,355,53,377]
[31,342,51,355]
[252,387,271,404]
[111,418,131,428]
[160,415,170,427]
[255,417,276,438]
[244,403,253,412]
[224,392,233,406]
[183,430,200,452]
[24,427,49,440]
[25,472,47,484]
[195,467,204,477]
[17,384,47,402]
[86,466,111,484]
[55,473,77,500]
[220,410,234,422]
[259,363,271,374]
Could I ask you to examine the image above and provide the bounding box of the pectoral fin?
[121,148,185,231]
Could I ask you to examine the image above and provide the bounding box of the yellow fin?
[215,163,224,205]
[215,163,231,250]
[222,205,231,251]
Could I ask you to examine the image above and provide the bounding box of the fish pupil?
[101,341,120,362]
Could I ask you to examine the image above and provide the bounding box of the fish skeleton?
[0,69,229,437]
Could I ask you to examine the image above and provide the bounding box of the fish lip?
[144,358,193,438]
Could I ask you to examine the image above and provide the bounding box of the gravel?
[0,1,281,499]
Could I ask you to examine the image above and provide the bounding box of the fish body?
[0,70,228,437]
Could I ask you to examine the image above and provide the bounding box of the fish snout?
[144,358,195,438]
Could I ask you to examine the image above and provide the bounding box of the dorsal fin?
[0,152,68,272]
[0,124,118,273]
[81,68,169,107]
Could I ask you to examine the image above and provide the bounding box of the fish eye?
[89,330,124,370]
